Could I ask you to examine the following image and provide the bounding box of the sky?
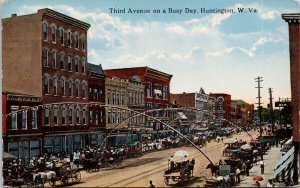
[2,0,300,107]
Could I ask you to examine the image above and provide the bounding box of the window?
[22,109,27,129]
[44,76,49,94]
[75,33,79,49]
[164,104,168,117]
[155,103,161,117]
[51,25,56,42]
[51,51,56,67]
[67,31,72,47]
[68,80,73,97]
[146,82,152,98]
[112,93,116,105]
[75,57,79,72]
[62,108,66,125]
[60,53,65,70]
[11,106,18,130]
[105,111,109,124]
[121,94,124,106]
[81,58,85,73]
[95,111,99,126]
[44,107,50,126]
[82,82,86,98]
[68,56,72,71]
[154,85,162,99]
[163,86,168,100]
[90,111,93,125]
[76,109,80,125]
[82,35,85,51]
[94,89,98,100]
[54,106,58,125]
[75,81,80,97]
[100,111,103,123]
[53,77,58,95]
[117,94,120,105]
[69,109,73,125]
[146,102,152,116]
[83,110,87,125]
[60,28,64,45]
[43,22,48,40]
[107,91,110,104]
[32,109,37,129]
[61,78,66,96]
[43,48,48,66]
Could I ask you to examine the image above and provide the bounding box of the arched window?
[53,76,58,95]
[51,50,56,67]
[76,108,80,125]
[82,108,87,125]
[60,52,65,70]
[44,106,50,126]
[44,75,50,94]
[82,81,86,98]
[53,106,58,125]
[68,55,72,71]
[43,48,49,66]
[59,27,64,45]
[67,30,72,47]
[68,80,73,97]
[81,34,85,51]
[75,32,79,49]
[43,22,48,40]
[61,77,66,96]
[69,107,73,125]
[81,58,86,74]
[51,25,56,43]
[62,106,66,125]
[75,56,79,72]
[75,80,80,97]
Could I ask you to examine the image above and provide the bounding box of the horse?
[206,163,219,177]
[33,171,56,186]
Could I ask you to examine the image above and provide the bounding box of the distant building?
[105,67,172,131]
[209,93,231,127]
[231,100,254,126]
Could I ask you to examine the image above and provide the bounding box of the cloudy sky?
[2,0,299,106]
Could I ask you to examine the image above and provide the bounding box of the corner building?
[3,8,91,154]
[105,67,172,131]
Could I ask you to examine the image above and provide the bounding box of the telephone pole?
[268,88,274,134]
[255,76,263,160]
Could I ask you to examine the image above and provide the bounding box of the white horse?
[33,171,56,185]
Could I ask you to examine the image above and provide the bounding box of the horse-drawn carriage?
[163,151,195,186]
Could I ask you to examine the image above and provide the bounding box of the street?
[74,130,259,187]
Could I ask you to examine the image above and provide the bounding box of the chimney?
[11,14,17,17]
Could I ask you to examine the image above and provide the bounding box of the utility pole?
[255,76,263,160]
[268,88,274,134]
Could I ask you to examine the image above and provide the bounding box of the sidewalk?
[238,146,285,187]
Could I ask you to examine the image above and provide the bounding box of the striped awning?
[273,146,295,179]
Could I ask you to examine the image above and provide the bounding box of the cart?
[163,161,193,185]
[49,168,81,186]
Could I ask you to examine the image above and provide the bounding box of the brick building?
[88,63,106,146]
[105,67,172,131]
[209,93,231,127]
[230,100,254,126]
[281,13,300,184]
[2,91,42,161]
[2,8,92,154]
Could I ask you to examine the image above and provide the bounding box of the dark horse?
[206,163,219,177]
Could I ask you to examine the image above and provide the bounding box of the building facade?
[105,67,172,131]
[231,100,254,126]
[3,8,93,155]
[209,93,231,127]
[88,63,106,146]
[2,91,42,162]
[282,13,300,185]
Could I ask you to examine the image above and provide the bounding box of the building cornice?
[282,13,300,24]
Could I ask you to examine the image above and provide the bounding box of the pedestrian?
[149,180,155,188]
[221,137,223,143]
[259,160,264,175]
[235,167,241,184]
[267,179,275,187]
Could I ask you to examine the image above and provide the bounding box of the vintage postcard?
[1,0,299,187]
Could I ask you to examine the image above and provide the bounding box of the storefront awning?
[273,146,295,179]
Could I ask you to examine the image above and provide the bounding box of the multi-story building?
[209,93,231,127]
[88,63,106,146]
[105,77,129,130]
[3,8,91,154]
[170,88,215,126]
[231,100,254,126]
[281,13,300,184]
[105,67,172,131]
[2,91,42,161]
[127,76,145,131]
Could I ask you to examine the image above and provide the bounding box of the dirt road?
[73,130,259,187]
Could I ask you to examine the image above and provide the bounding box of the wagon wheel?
[72,171,81,183]
[164,177,169,185]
